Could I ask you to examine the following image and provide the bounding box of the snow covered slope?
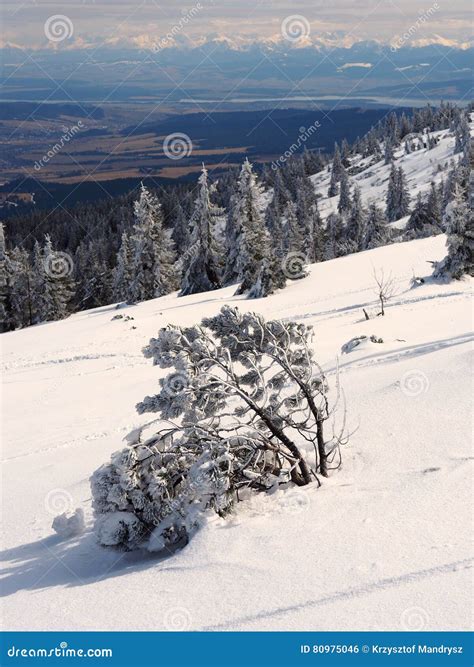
[1,234,472,631]
[312,125,460,225]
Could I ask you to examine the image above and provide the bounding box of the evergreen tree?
[454,115,470,154]
[364,203,390,249]
[181,166,224,296]
[284,158,305,199]
[302,147,325,175]
[272,169,292,210]
[400,112,412,138]
[31,241,46,322]
[284,201,304,255]
[324,212,345,260]
[337,168,351,214]
[113,232,133,302]
[384,137,394,165]
[386,164,399,220]
[75,240,111,311]
[231,159,269,295]
[398,166,411,218]
[328,166,339,197]
[405,193,432,238]
[434,184,473,279]
[345,186,367,251]
[364,129,381,158]
[332,142,343,180]
[171,200,191,256]
[426,182,442,230]
[265,201,287,291]
[131,183,176,302]
[40,235,75,322]
[6,247,35,329]
[247,256,277,299]
[223,196,242,286]
[386,163,411,221]
[340,138,351,167]
[386,112,400,143]
[296,175,323,262]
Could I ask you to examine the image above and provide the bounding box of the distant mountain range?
[2,31,473,52]
[1,35,472,105]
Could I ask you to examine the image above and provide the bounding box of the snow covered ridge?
[312,113,470,223]
[2,32,472,53]
[1,234,473,631]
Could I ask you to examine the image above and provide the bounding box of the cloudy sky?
[2,0,472,48]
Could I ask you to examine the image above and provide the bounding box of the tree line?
[1,101,472,332]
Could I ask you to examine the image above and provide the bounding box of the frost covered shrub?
[434,184,473,280]
[91,436,233,550]
[52,508,85,539]
[91,306,344,551]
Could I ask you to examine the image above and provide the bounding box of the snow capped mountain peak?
[2,31,472,56]
[392,33,473,50]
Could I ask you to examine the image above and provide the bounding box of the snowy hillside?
[312,124,461,226]
[1,233,472,631]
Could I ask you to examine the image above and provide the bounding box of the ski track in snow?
[278,287,470,324]
[203,558,474,630]
[334,332,474,373]
[1,352,146,373]
[0,427,133,463]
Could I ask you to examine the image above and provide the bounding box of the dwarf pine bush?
[91,306,345,551]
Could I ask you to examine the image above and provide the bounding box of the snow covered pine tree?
[230,159,270,297]
[180,165,224,296]
[91,306,346,551]
[434,184,474,279]
[129,183,176,302]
